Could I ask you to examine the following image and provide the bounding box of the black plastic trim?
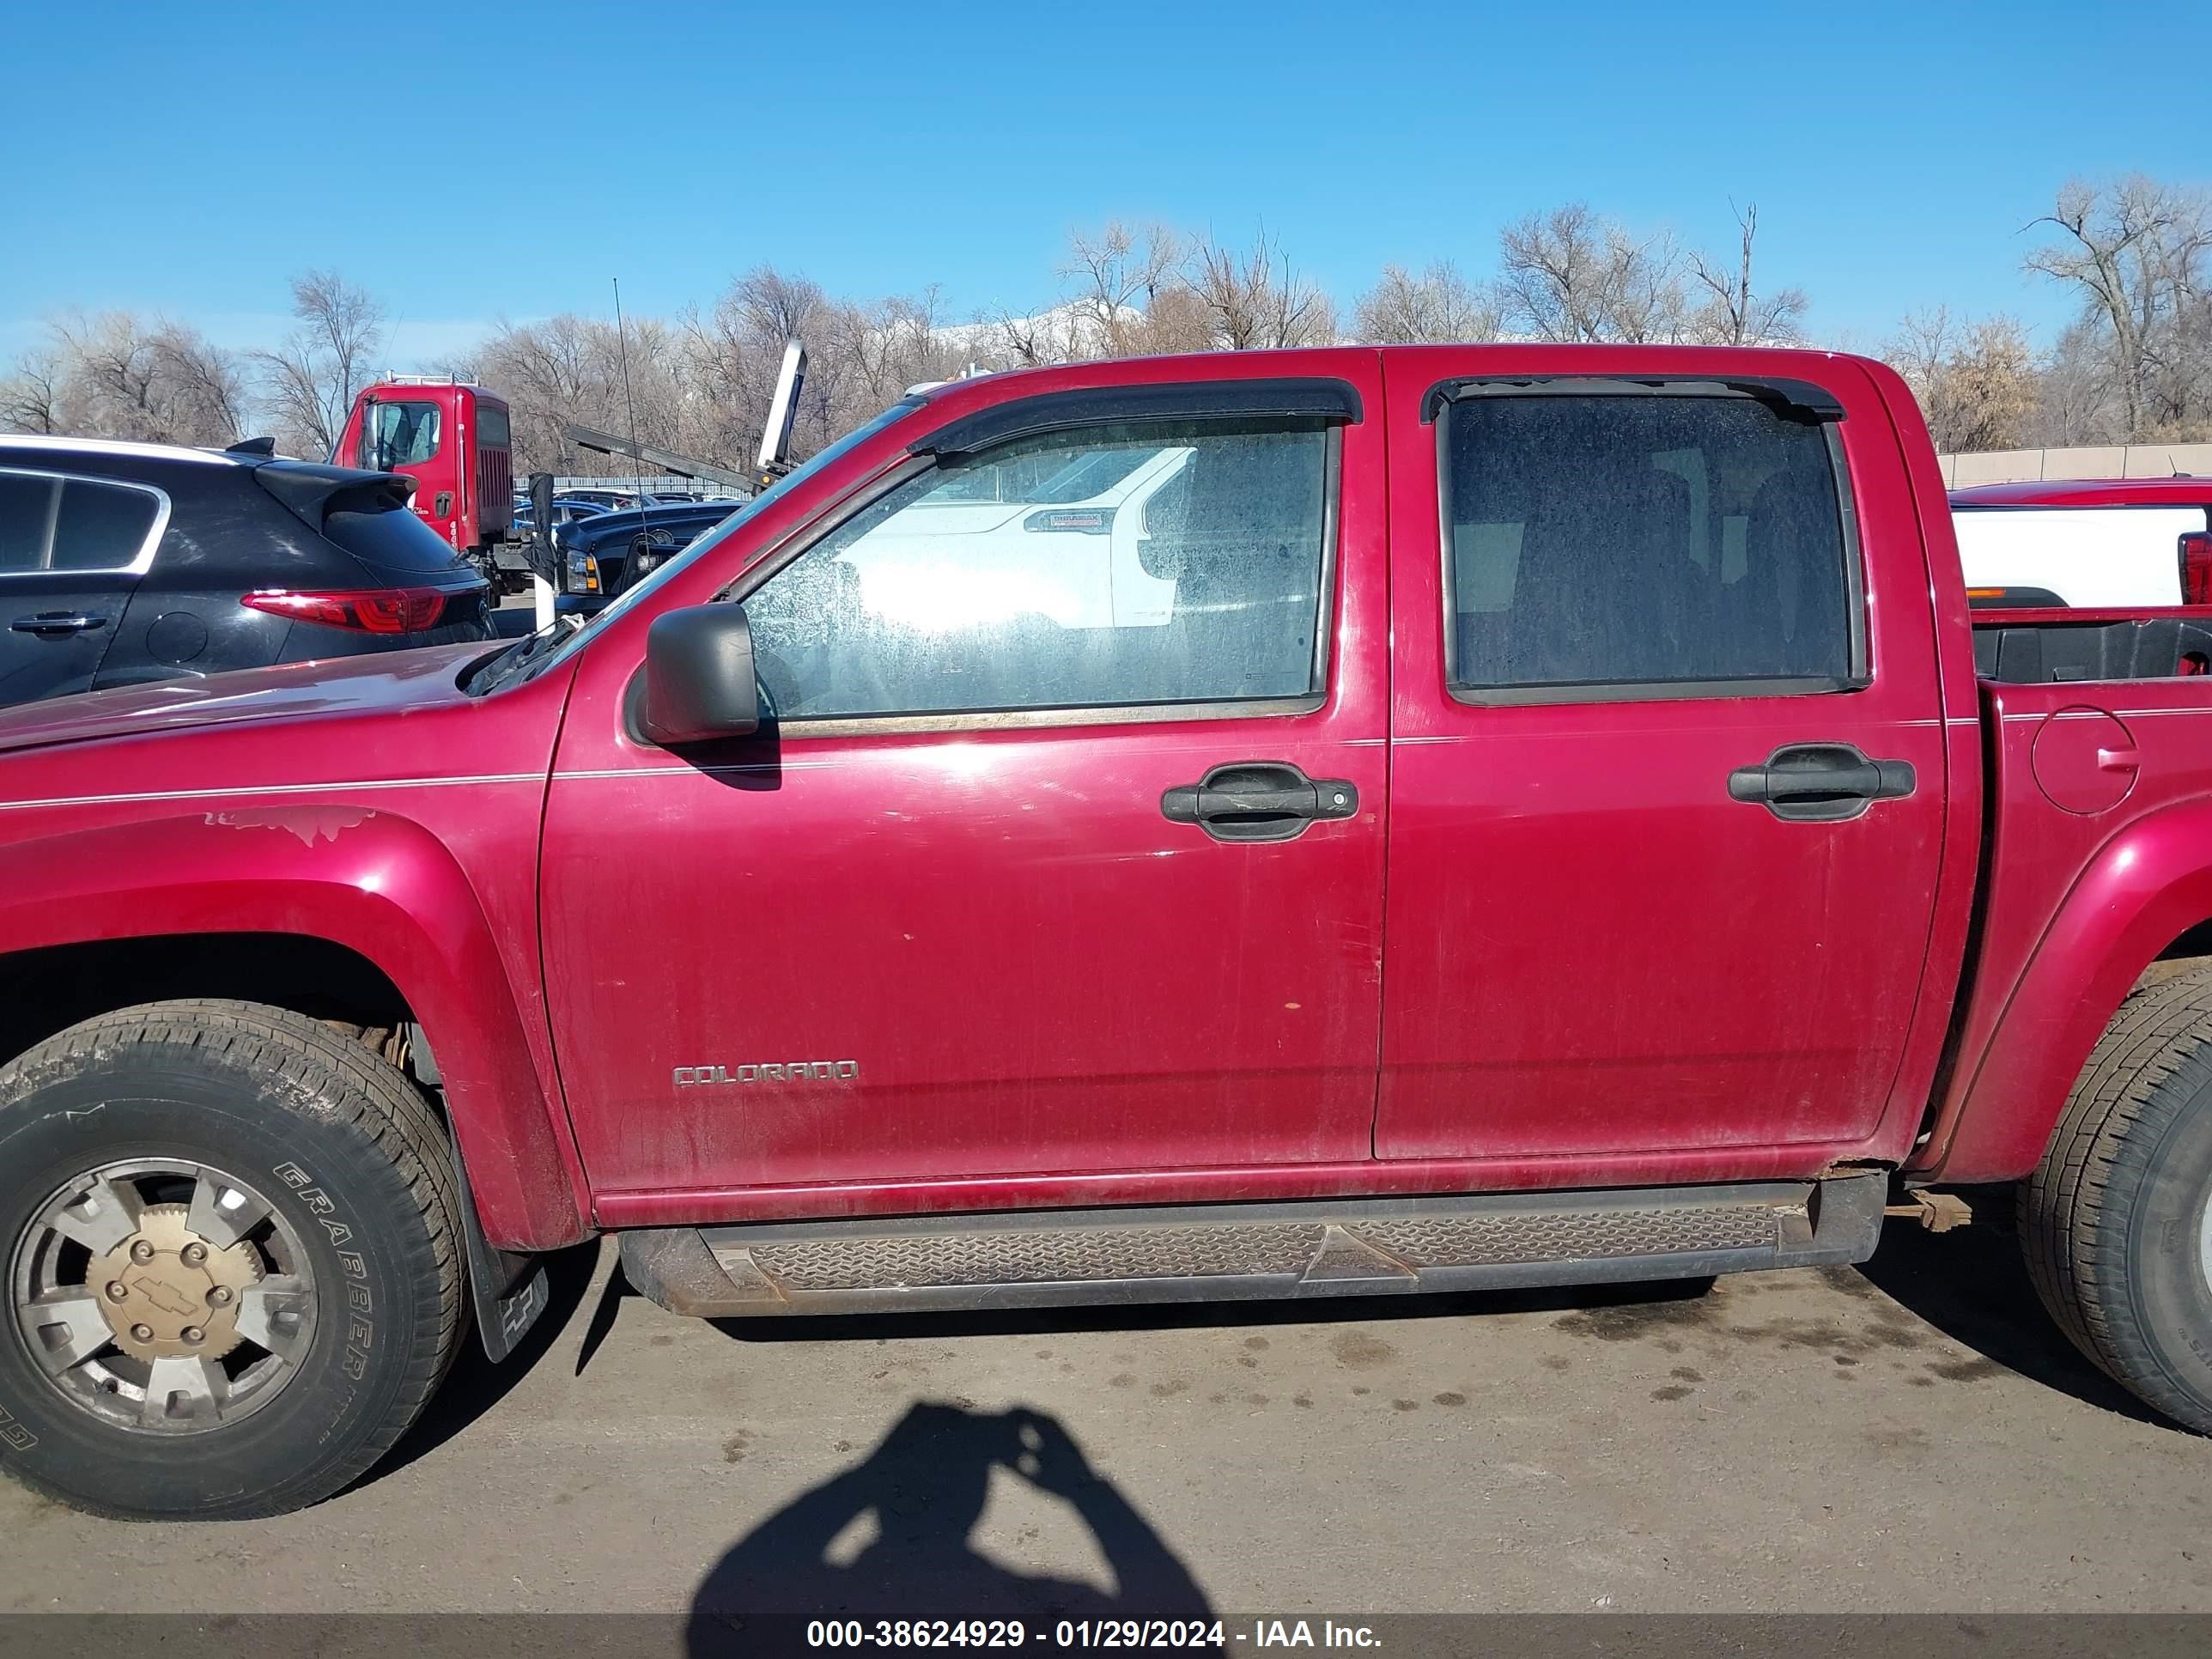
[913,377,1363,459]
[1422,374,1844,424]
[252,460,415,530]
[447,1121,550,1363]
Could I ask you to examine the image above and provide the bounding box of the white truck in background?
[1952,477,2212,608]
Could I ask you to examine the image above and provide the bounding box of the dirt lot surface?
[3,1211,2209,1620]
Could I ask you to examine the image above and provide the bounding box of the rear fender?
[1931,797,2212,1182]
[0,807,590,1249]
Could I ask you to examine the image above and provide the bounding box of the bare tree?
[1188,228,1335,349]
[1497,204,1688,343]
[1884,307,2039,453]
[1352,261,1501,343]
[255,270,386,457]
[2026,176,2212,441]
[728,265,827,348]
[43,312,246,446]
[156,325,252,442]
[1687,203,1807,345]
[1060,221,1186,356]
[0,349,67,434]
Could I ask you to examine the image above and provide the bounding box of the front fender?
[0,806,591,1249]
[1932,796,2212,1182]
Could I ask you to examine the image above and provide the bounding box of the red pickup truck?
[4,344,2212,1522]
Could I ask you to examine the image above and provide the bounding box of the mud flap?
[448,1124,551,1363]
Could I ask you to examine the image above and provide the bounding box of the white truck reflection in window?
[744,423,1328,719]
[834,444,1192,633]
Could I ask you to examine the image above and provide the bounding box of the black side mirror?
[639,604,759,746]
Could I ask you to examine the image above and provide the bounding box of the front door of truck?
[540,366,1390,1198]
[1375,352,1948,1163]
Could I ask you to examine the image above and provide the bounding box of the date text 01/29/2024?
[802,1619,1381,1648]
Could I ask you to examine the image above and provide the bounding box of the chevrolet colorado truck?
[6,344,2212,1522]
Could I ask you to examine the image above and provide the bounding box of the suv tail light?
[242,587,449,633]
[2180,532,2212,605]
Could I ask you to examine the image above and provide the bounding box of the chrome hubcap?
[9,1159,318,1434]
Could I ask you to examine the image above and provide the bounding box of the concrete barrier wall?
[1939,443,2212,488]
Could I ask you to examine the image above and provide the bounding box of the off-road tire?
[0,1000,464,1518]
[2022,966,2212,1431]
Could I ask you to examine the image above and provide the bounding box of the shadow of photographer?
[686,1401,1211,1650]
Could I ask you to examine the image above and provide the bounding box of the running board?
[617,1174,1886,1319]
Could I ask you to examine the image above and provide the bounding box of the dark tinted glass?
[323,505,470,575]
[477,404,510,447]
[52,477,161,571]
[0,472,58,573]
[1443,394,1853,691]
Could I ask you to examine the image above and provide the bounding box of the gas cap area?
[145,611,210,665]
[2031,704,2139,816]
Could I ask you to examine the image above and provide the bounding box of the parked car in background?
[552,497,745,611]
[556,486,645,511]
[511,498,611,536]
[0,435,493,708]
[1951,477,2212,607]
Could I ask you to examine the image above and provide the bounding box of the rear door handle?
[10,613,108,637]
[1162,762,1358,843]
[1728,743,1915,823]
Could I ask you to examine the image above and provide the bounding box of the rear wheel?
[0,1000,463,1518]
[2022,966,2212,1431]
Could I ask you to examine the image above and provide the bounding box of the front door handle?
[10,613,108,637]
[1162,762,1358,843]
[1728,743,1916,823]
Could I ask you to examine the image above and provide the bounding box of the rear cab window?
[1436,384,1862,698]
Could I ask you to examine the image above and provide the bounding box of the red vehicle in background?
[333,377,514,586]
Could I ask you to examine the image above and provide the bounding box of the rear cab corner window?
[0,469,167,576]
[1434,381,1865,702]
[737,410,1343,725]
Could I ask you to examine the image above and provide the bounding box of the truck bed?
[1972,605,2212,684]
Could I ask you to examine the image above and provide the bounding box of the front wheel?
[2022,965,2212,1431]
[0,1000,464,1518]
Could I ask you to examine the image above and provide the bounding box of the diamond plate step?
[619,1174,1885,1319]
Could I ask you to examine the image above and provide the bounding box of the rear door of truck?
[1375,352,1949,1164]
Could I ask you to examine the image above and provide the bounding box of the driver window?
[742,419,1332,720]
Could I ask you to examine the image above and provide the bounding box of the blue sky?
[3,0,2203,367]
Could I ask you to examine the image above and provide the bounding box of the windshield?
[359,400,441,470]
[467,397,926,695]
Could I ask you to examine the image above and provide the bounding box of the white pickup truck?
[1951,477,2212,607]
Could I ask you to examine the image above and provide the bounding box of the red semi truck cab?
[8,343,2212,1522]
[333,377,513,571]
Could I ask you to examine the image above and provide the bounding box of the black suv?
[0,436,493,708]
